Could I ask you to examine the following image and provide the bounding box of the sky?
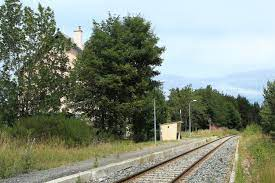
[5,0,275,102]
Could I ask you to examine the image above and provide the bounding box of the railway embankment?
[45,137,216,183]
[1,137,213,183]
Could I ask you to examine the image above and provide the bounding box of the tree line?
[167,85,261,131]
[0,0,273,143]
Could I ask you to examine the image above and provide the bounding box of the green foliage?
[194,85,226,126]
[0,0,22,125]
[132,87,168,142]
[168,85,248,130]
[18,5,72,116]
[71,14,164,138]
[0,128,171,179]
[263,81,275,113]
[76,177,82,183]
[12,115,93,146]
[0,76,18,125]
[243,123,262,136]
[168,85,193,123]
[236,124,275,183]
[0,0,23,70]
[0,0,72,125]
[236,95,260,128]
[224,102,241,129]
[260,81,275,133]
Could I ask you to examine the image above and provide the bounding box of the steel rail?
[170,135,235,183]
[116,135,235,183]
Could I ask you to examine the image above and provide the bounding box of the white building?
[60,26,84,112]
[66,26,84,68]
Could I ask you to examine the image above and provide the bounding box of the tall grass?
[0,129,172,179]
[236,124,275,183]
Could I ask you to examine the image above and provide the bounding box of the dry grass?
[181,128,239,138]
[0,131,173,179]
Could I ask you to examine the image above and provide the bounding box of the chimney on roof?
[73,26,83,50]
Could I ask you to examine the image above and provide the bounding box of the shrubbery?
[11,115,94,146]
[236,124,275,183]
[242,123,262,136]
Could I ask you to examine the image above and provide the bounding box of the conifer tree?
[260,81,275,133]
[72,14,164,137]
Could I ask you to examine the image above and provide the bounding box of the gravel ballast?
[90,137,229,183]
[183,136,239,183]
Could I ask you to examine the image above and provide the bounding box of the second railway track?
[116,135,236,183]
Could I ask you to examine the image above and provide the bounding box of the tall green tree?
[260,103,274,133]
[0,0,71,124]
[252,102,261,124]
[72,14,164,137]
[236,95,253,128]
[224,102,241,129]
[167,85,209,130]
[195,85,226,127]
[260,81,275,133]
[0,0,23,75]
[0,0,23,124]
[167,85,193,123]
[18,4,71,116]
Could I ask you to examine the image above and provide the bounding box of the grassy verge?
[235,124,275,183]
[0,131,173,179]
[181,128,239,138]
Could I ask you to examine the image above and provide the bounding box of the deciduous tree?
[0,0,71,124]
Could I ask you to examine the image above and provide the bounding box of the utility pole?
[208,118,212,130]
[189,99,197,136]
[189,102,191,136]
[154,98,156,145]
[180,109,184,131]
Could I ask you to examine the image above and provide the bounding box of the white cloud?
[159,34,275,77]
[214,84,261,96]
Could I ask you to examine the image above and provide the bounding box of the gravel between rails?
[91,137,232,183]
[180,136,238,183]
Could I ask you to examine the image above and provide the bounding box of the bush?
[12,115,93,146]
[243,123,262,136]
[92,130,117,143]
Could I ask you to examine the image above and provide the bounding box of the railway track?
[116,135,235,183]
